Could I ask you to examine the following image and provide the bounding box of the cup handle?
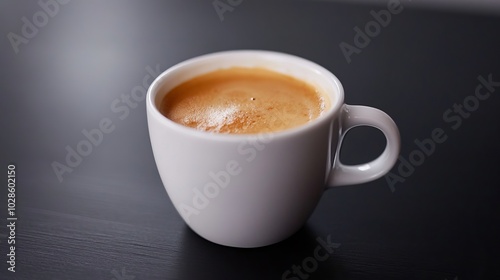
[327,105,401,187]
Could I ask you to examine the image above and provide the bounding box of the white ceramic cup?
[147,50,400,248]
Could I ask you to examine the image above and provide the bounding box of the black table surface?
[1,1,500,279]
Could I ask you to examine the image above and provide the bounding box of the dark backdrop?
[1,1,499,279]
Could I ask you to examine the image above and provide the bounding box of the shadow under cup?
[147,50,359,248]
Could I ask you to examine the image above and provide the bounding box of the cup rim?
[146,49,345,141]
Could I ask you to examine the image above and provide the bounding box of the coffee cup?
[146,50,400,248]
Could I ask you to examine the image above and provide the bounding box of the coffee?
[160,67,330,134]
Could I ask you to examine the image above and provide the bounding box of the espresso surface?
[160,67,330,134]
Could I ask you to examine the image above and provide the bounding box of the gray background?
[1,0,499,279]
